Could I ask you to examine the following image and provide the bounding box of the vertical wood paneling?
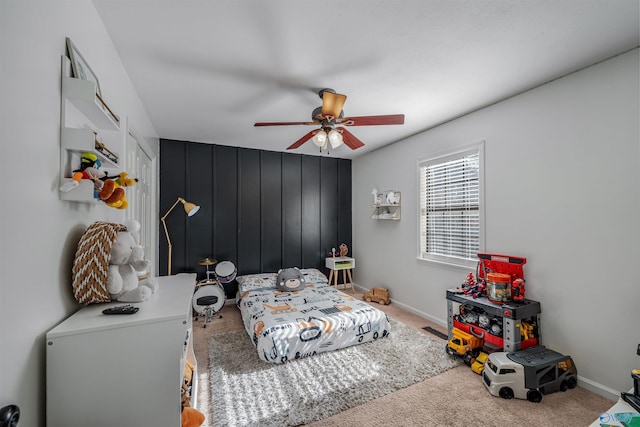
[301,156,321,270]
[238,149,261,274]
[320,157,339,263]
[214,146,238,264]
[260,151,283,272]
[160,140,351,287]
[159,140,187,276]
[338,159,353,254]
[282,153,302,267]
[189,143,214,273]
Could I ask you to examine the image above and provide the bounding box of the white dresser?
[46,273,197,427]
[588,389,639,427]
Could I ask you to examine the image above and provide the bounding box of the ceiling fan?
[254,88,405,151]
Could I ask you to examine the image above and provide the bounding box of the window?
[418,142,483,267]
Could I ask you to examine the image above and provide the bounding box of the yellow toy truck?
[446,327,484,366]
[471,351,490,375]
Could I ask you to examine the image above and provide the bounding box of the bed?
[236,268,391,363]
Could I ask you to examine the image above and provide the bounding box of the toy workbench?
[446,289,541,352]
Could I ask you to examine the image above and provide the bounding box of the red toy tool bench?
[476,253,526,281]
[476,253,527,302]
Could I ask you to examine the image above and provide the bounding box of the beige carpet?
[193,289,613,426]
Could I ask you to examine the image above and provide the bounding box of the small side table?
[325,257,355,293]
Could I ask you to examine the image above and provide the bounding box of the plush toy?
[124,219,152,280]
[124,219,142,243]
[79,151,100,169]
[79,166,106,188]
[276,267,306,292]
[114,171,138,188]
[107,228,158,302]
[181,407,205,427]
[60,166,106,193]
[59,152,107,193]
[99,172,138,209]
[339,243,349,257]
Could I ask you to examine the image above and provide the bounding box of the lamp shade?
[161,197,200,275]
[183,202,200,216]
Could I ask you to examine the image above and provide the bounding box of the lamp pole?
[161,197,200,276]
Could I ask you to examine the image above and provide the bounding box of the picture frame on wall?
[66,37,102,96]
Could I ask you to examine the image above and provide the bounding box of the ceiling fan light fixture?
[328,129,343,149]
[312,130,328,148]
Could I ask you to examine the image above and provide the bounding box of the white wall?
[353,49,639,400]
[0,1,158,425]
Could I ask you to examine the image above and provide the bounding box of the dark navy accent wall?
[159,139,352,290]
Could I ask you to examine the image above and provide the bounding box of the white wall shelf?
[371,190,401,220]
[61,127,119,167]
[61,76,120,130]
[59,55,122,203]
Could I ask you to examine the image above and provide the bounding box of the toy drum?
[215,261,237,284]
[486,272,512,303]
[192,283,225,315]
[195,279,217,289]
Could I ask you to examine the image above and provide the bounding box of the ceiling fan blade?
[287,130,316,150]
[340,114,405,126]
[338,127,365,150]
[254,121,317,127]
[321,91,347,119]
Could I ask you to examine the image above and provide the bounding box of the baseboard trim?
[390,298,448,328]
[578,376,619,402]
[354,283,447,328]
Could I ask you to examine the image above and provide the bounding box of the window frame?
[417,141,485,269]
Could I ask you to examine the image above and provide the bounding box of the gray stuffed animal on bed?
[276,267,306,292]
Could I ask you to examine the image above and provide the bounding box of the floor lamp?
[161,197,200,275]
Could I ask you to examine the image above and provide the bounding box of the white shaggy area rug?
[207,318,461,427]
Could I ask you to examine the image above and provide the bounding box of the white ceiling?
[93,0,639,159]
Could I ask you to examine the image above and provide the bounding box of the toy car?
[471,351,489,375]
[363,287,390,305]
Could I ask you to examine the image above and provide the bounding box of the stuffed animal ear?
[99,179,116,200]
[104,187,125,205]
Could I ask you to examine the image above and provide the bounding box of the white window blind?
[419,146,481,263]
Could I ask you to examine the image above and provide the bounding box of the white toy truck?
[482,346,577,403]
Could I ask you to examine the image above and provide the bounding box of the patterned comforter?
[236,269,391,363]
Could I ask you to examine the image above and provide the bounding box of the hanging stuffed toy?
[98,172,138,209]
[59,152,107,193]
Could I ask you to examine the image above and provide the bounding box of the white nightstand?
[325,257,355,293]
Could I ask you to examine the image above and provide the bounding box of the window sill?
[417,256,477,270]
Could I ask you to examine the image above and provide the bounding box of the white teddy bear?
[107,228,158,302]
